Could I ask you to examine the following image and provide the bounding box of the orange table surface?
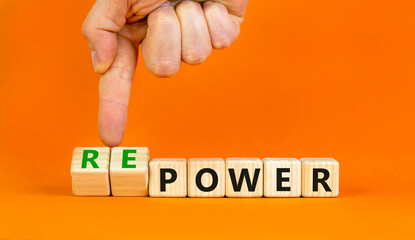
[0,0,414,239]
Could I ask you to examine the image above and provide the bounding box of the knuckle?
[107,66,133,81]
[203,2,225,16]
[176,0,201,12]
[81,20,92,38]
[148,12,176,26]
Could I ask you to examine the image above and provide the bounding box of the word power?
[71,147,339,197]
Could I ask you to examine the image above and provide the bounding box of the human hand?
[82,0,249,147]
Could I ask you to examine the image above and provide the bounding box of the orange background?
[0,0,414,239]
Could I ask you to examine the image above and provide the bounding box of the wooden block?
[149,158,187,197]
[225,158,263,197]
[301,158,339,197]
[110,147,149,196]
[187,158,225,197]
[70,147,110,196]
[263,158,301,197]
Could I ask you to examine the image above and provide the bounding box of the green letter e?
[122,149,137,168]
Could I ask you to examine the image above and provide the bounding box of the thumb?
[82,0,128,74]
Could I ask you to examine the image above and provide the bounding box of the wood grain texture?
[187,158,225,197]
[301,158,339,197]
[263,158,301,197]
[149,158,187,197]
[70,147,110,196]
[225,158,263,197]
[110,147,149,196]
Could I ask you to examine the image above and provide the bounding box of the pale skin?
[82,0,249,147]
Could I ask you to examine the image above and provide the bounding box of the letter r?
[81,150,99,168]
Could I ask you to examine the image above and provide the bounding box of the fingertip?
[100,135,122,148]
[85,29,118,74]
[90,48,116,75]
[98,100,127,147]
[142,3,181,78]
[147,60,181,78]
[91,49,109,74]
[182,47,211,65]
[203,1,239,50]
[176,0,212,65]
[211,35,233,49]
[94,62,110,75]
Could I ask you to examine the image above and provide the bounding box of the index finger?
[98,35,138,147]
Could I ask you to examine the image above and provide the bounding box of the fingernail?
[160,1,172,7]
[91,50,99,72]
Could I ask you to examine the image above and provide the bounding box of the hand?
[82,0,249,147]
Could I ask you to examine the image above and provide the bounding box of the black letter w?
[228,168,261,192]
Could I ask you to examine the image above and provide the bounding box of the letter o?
[196,168,218,192]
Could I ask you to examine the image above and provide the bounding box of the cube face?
[187,158,225,197]
[225,158,263,197]
[149,158,187,197]
[263,158,301,197]
[301,158,339,197]
[71,147,110,196]
[110,147,149,196]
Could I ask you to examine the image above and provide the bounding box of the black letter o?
[196,168,218,192]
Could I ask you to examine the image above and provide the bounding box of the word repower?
[71,147,339,197]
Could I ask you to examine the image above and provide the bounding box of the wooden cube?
[187,158,225,197]
[301,158,339,197]
[149,158,187,197]
[225,158,263,197]
[71,147,110,196]
[263,158,301,197]
[110,147,149,196]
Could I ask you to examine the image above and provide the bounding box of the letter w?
[228,168,261,192]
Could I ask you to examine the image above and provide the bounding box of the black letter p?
[160,168,177,192]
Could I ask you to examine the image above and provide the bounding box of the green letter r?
[81,150,99,168]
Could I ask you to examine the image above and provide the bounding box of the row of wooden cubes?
[71,147,339,197]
